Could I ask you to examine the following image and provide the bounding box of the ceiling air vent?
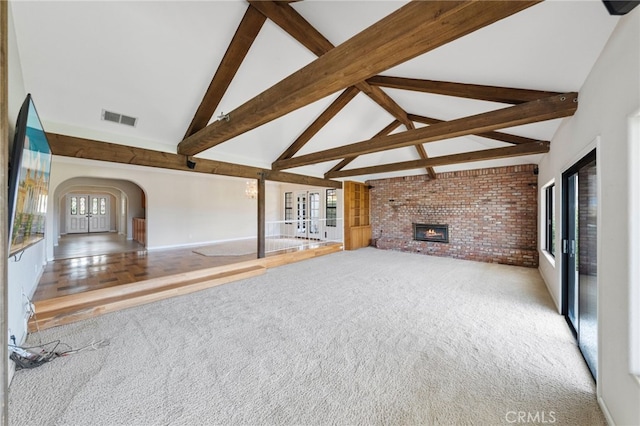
[101,109,138,127]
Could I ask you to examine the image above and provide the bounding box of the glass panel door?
[563,149,598,380]
[309,192,320,238]
[296,192,307,236]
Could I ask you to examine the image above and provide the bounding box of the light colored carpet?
[9,248,604,425]
[193,238,316,256]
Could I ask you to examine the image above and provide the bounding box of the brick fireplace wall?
[369,165,539,267]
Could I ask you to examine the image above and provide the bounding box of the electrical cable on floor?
[9,338,110,370]
[11,294,111,371]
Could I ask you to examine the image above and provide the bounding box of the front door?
[66,194,111,234]
[562,149,598,380]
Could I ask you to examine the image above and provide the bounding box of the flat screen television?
[7,94,52,257]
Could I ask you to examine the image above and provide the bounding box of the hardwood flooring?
[36,242,256,301]
[54,233,144,259]
[30,243,343,332]
[35,233,333,302]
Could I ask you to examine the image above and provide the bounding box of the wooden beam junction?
[178,1,540,156]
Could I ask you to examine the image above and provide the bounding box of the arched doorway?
[51,177,146,259]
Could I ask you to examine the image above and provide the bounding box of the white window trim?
[541,179,556,266]
[629,111,640,378]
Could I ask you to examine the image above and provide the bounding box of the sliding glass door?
[562,149,598,380]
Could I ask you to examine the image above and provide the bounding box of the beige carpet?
[9,248,604,425]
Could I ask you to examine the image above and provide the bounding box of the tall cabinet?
[344,181,371,250]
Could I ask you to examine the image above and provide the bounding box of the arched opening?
[50,177,146,259]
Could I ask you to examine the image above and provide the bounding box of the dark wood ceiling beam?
[367,76,562,105]
[402,120,437,179]
[354,82,411,127]
[251,1,415,147]
[276,86,360,161]
[249,0,333,55]
[414,143,437,180]
[47,133,341,189]
[274,93,577,170]
[183,5,266,139]
[326,120,402,173]
[407,114,546,145]
[178,0,540,156]
[325,142,550,179]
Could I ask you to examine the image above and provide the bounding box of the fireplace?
[413,223,449,243]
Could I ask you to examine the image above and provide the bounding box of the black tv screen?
[7,94,52,256]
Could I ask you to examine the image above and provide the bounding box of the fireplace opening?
[413,223,449,243]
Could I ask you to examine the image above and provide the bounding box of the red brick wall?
[368,165,539,267]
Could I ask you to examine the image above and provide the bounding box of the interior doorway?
[562,149,598,380]
[66,193,111,233]
[51,177,146,261]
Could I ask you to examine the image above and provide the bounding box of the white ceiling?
[10,0,620,182]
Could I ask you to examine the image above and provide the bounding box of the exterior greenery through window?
[326,189,337,227]
[545,184,555,256]
[284,192,293,224]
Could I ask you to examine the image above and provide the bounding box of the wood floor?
[31,233,343,331]
[35,233,335,301]
[53,233,145,259]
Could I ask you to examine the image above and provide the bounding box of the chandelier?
[245,180,257,199]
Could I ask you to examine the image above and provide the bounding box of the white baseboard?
[148,236,255,252]
[598,395,615,425]
[538,265,561,313]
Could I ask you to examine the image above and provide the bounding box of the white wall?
[537,8,640,425]
[47,157,277,254]
[6,3,48,354]
[7,3,25,140]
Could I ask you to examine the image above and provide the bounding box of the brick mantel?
[368,165,539,267]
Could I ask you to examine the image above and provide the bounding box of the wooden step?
[29,242,343,332]
[30,265,265,332]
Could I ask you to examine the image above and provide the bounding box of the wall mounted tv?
[7,94,52,257]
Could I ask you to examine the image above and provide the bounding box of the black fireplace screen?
[413,223,449,243]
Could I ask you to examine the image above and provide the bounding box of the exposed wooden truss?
[275,86,359,162]
[326,120,403,175]
[182,5,266,139]
[272,93,578,171]
[247,1,436,176]
[366,76,562,105]
[325,142,550,179]
[47,133,342,189]
[44,0,570,184]
[407,114,546,145]
[177,0,540,156]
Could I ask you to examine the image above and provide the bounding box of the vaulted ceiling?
[10,1,620,184]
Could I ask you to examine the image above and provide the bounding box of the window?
[326,189,337,227]
[91,197,98,215]
[545,184,555,256]
[284,192,293,224]
[79,197,86,215]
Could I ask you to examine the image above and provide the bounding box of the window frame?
[544,183,556,257]
[326,189,337,227]
[284,192,293,224]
